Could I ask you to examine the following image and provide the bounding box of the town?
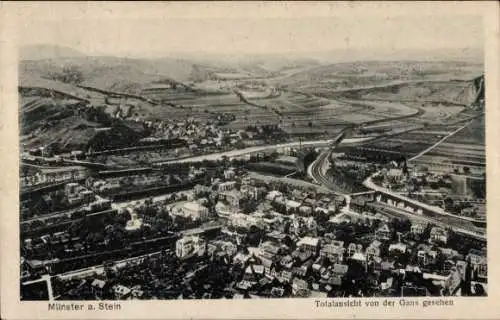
[18,20,486,302]
[20,125,487,300]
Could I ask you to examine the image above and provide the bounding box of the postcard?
[1,1,499,319]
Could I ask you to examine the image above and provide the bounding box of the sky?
[14,3,484,60]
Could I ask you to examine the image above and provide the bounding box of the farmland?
[18,49,485,157]
[417,116,485,168]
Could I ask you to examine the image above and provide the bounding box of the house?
[375,224,392,241]
[366,240,382,261]
[417,245,438,266]
[280,255,294,269]
[321,275,343,288]
[125,211,144,232]
[333,195,345,207]
[218,181,236,192]
[292,278,309,295]
[298,206,313,216]
[429,227,448,245]
[175,235,206,259]
[285,200,302,213]
[236,280,255,291]
[410,223,425,235]
[112,284,132,300]
[177,201,210,221]
[270,287,285,297]
[388,243,407,254]
[331,263,349,277]
[320,241,345,264]
[233,252,250,265]
[39,166,88,184]
[347,243,361,257]
[387,168,404,182]
[380,260,396,272]
[292,250,313,264]
[296,237,320,254]
[439,247,460,260]
[467,249,487,280]
[350,251,367,268]
[260,241,282,256]
[224,169,236,180]
[91,279,107,299]
[240,185,262,200]
[219,190,243,209]
[279,270,294,283]
[266,190,282,201]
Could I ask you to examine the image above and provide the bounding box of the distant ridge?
[20,44,86,61]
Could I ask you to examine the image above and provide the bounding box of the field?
[280,60,483,93]
[349,128,459,159]
[19,52,486,152]
[419,116,485,167]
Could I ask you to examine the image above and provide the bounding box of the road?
[408,120,472,161]
[307,125,424,196]
[308,149,347,196]
[368,202,485,241]
[304,110,485,241]
[156,136,373,165]
[112,191,193,211]
[363,176,483,223]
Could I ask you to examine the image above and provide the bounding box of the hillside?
[19,96,148,152]
[281,60,483,91]
[19,56,196,95]
[330,75,485,107]
[20,44,86,61]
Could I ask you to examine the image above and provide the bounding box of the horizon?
[18,14,483,61]
[20,43,484,64]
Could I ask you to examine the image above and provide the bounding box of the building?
[218,181,236,192]
[178,201,210,221]
[429,227,449,245]
[91,279,107,299]
[331,263,349,277]
[417,247,438,266]
[64,182,79,195]
[388,243,407,254]
[112,284,132,300]
[292,278,309,296]
[240,185,263,201]
[175,235,207,259]
[298,205,313,216]
[224,169,236,180]
[219,190,243,209]
[296,237,320,253]
[285,200,302,213]
[320,241,345,264]
[265,190,281,201]
[366,240,382,261]
[375,224,392,241]
[347,243,362,257]
[467,249,487,280]
[386,168,405,182]
[410,223,425,235]
[125,210,143,232]
[39,166,88,184]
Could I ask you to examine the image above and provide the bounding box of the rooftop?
[297,237,320,247]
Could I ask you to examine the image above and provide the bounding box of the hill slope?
[20,44,86,61]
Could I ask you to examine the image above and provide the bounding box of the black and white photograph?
[9,1,491,308]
